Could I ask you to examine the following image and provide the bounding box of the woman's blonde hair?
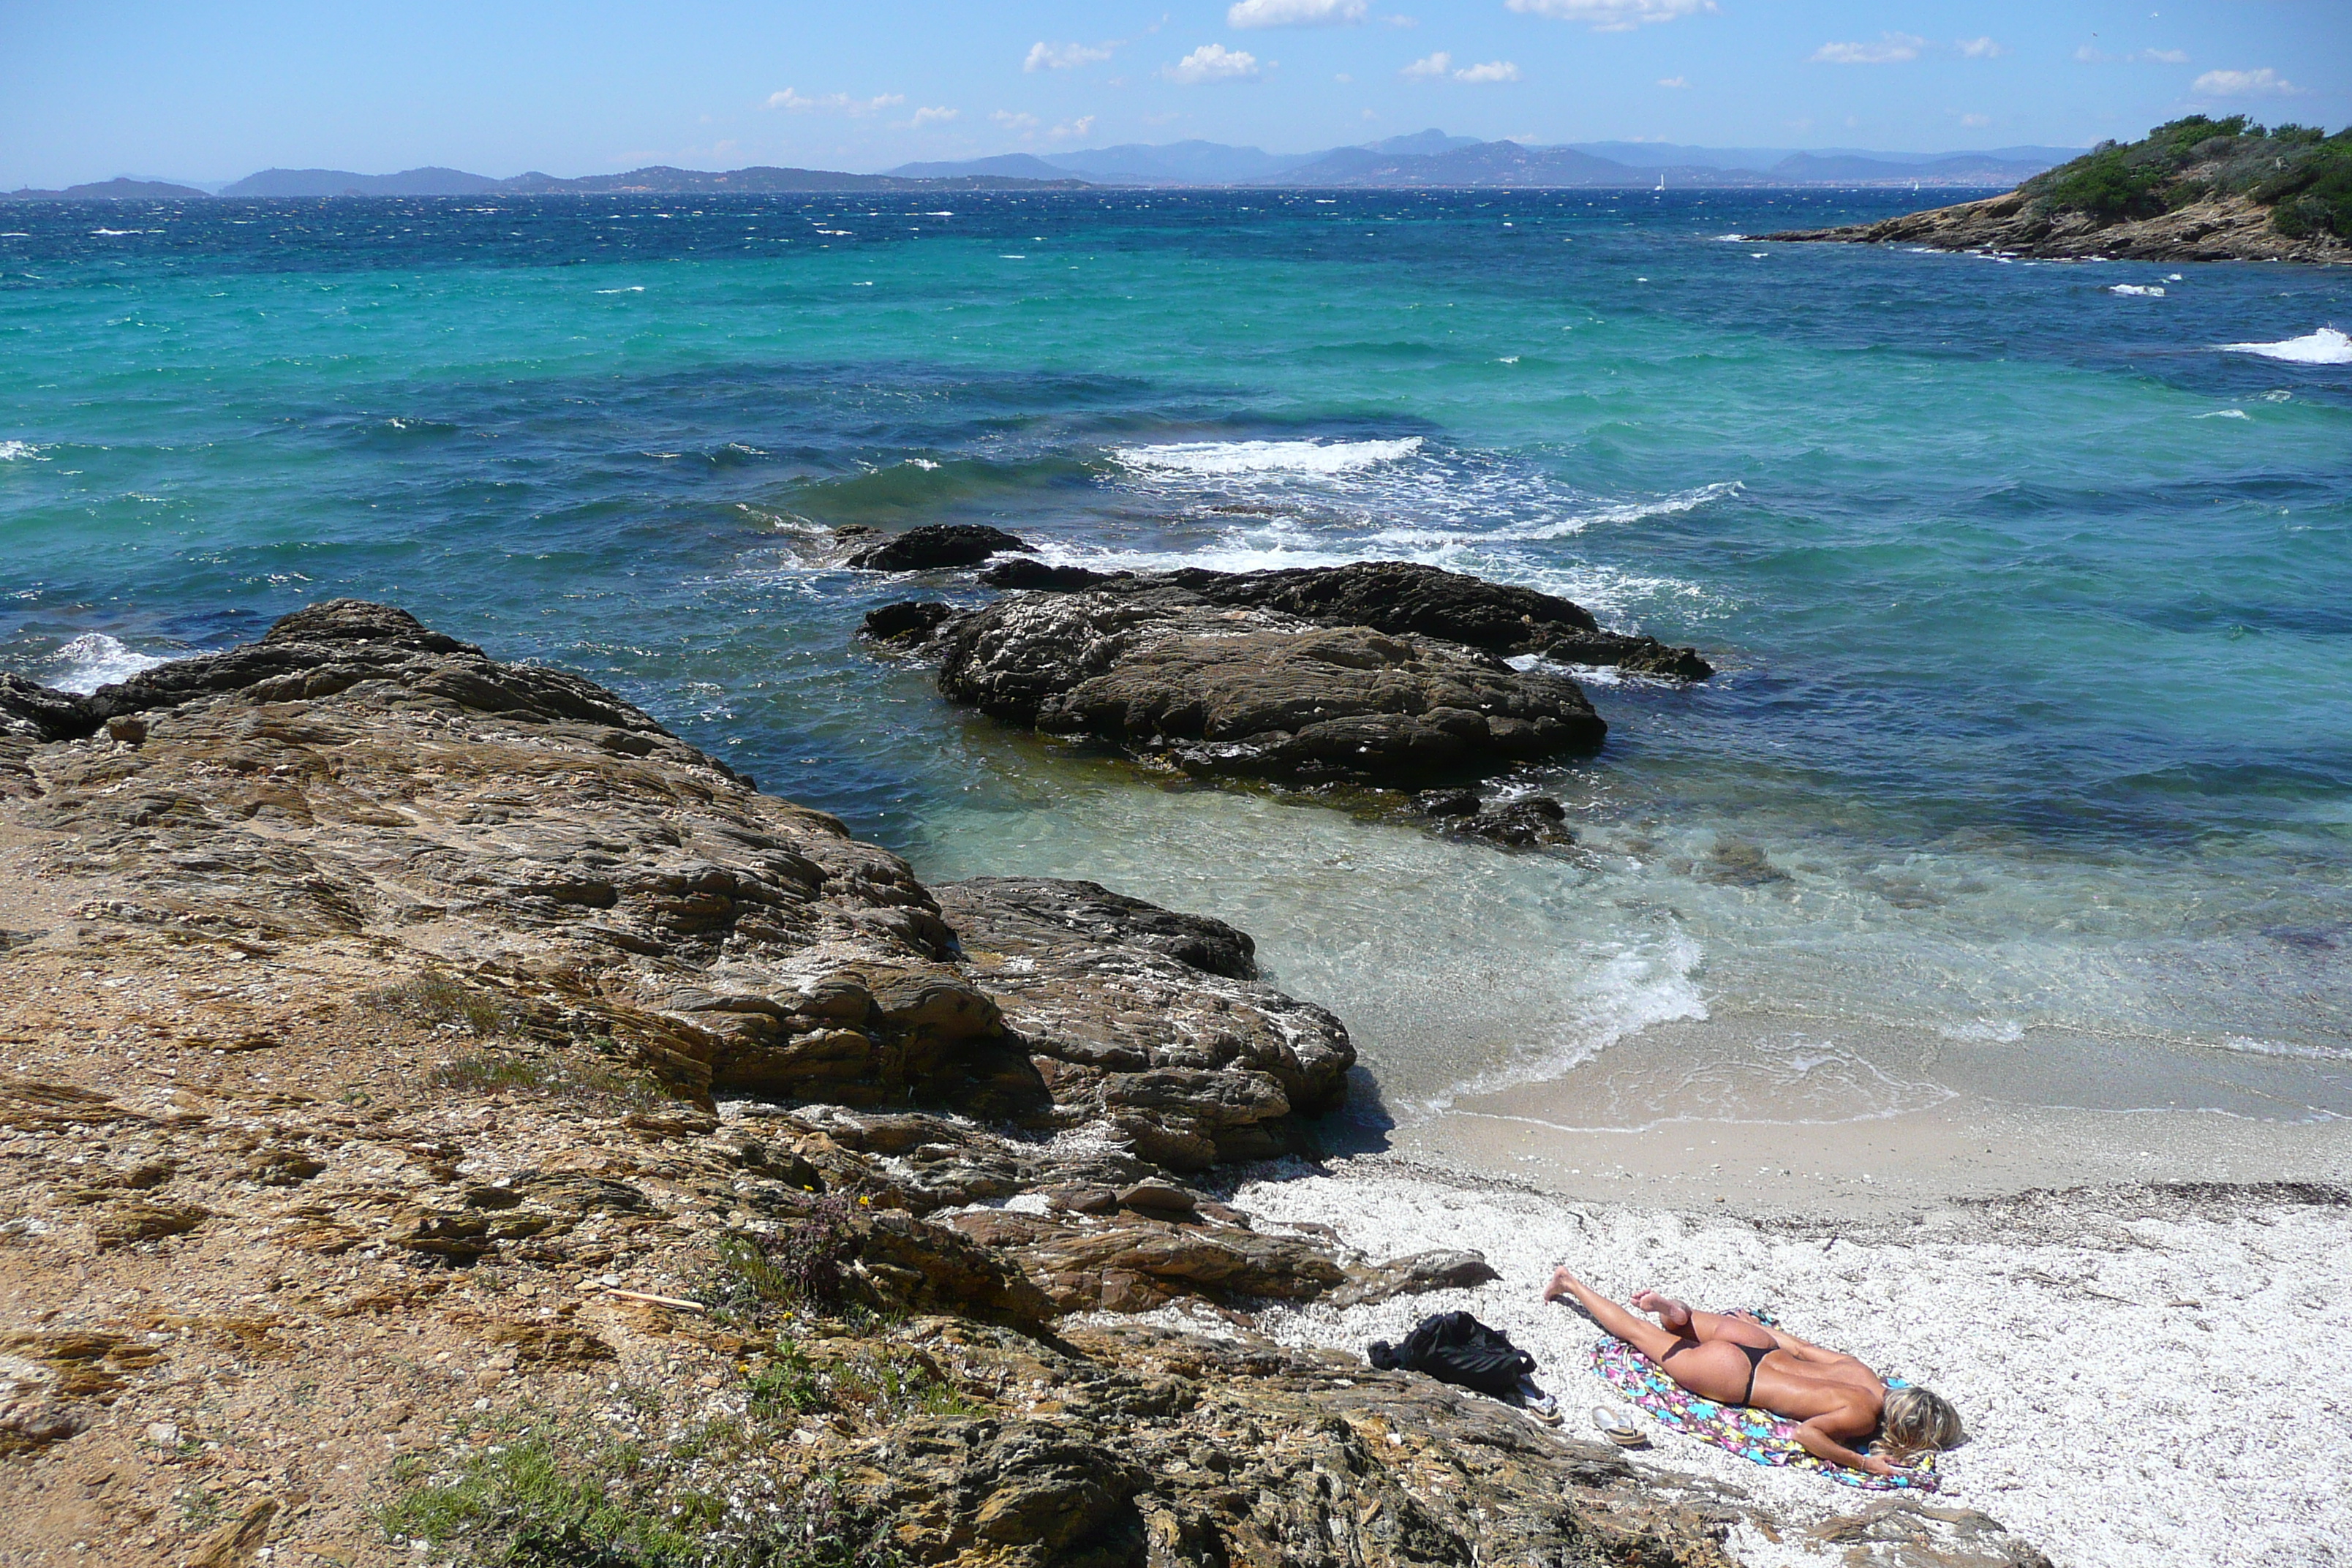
[1875,1387,1964,1460]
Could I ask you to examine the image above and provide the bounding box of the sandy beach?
[1213,1155,2351,1568]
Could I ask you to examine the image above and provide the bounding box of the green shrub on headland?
[2022,116,2352,238]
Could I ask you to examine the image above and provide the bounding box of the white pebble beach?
[1209,1157,2352,1568]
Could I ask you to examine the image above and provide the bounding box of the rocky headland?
[1763,187,2348,264]
[0,602,2054,1567]
[1766,116,2351,265]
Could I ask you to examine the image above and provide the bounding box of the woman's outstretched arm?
[1789,1398,1901,1478]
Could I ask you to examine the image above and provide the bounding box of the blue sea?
[4,189,2347,1131]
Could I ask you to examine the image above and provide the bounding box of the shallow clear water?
[4,190,2347,1122]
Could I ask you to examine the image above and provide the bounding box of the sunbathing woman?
[1544,1267,1962,1476]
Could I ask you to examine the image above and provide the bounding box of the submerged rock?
[979,558,1130,591]
[862,599,959,644]
[1411,789,1573,847]
[844,524,1034,572]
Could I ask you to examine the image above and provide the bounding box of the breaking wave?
[2220,327,2352,364]
[45,633,167,694]
[1112,437,1424,477]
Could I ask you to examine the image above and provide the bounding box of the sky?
[2,1,2345,187]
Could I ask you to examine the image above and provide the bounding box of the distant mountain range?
[894,132,2076,189]
[3,165,1085,200]
[4,132,2080,200]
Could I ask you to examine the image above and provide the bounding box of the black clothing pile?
[1367,1311,1537,1397]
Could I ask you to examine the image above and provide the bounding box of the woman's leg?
[1629,1291,1776,1351]
[1547,1270,1753,1405]
[1546,1268,1690,1360]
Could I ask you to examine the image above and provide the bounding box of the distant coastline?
[4,131,2080,200]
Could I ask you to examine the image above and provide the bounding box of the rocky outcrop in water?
[972,559,1714,679]
[841,523,1036,571]
[0,606,2048,1568]
[863,561,1712,789]
[932,589,1606,787]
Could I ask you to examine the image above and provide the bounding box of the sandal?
[1591,1405,1648,1448]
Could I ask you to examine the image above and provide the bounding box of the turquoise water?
[4,191,2348,1123]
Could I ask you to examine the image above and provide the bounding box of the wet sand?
[1390,1011,2352,1218]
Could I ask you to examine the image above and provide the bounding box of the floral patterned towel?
[1588,1334,1940,1492]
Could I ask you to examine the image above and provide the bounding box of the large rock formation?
[971,559,1714,679]
[860,561,1714,790]
[916,590,1609,788]
[0,605,2047,1568]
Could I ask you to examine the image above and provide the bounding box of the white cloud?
[1164,44,1262,83]
[906,106,960,129]
[1955,37,2004,59]
[1454,59,1520,83]
[1228,0,1365,25]
[990,110,1040,130]
[1960,113,1991,127]
[1401,51,1452,79]
[1335,72,1354,82]
[1506,0,1715,32]
[766,88,905,116]
[1811,34,1925,65]
[2080,44,2194,66]
[2193,67,2299,97]
[1025,41,1115,72]
[1658,75,1689,88]
[1049,116,1098,140]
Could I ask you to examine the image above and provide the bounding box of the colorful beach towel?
[1589,1335,1940,1492]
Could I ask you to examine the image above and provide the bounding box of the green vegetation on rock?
[380,1422,900,1568]
[2024,116,2352,236]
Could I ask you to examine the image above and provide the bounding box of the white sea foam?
[45,633,167,694]
[1410,929,1710,1111]
[592,285,645,294]
[2209,1033,2352,1063]
[1940,1019,2027,1044]
[0,440,45,461]
[1112,437,1425,477]
[2109,284,2166,297]
[2194,409,2252,421]
[2219,326,2352,364]
[1486,480,1741,542]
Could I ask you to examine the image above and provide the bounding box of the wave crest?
[46,633,167,695]
[1113,437,1424,477]
[2220,326,2352,364]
